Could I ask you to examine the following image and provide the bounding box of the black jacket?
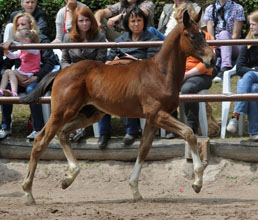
[1,34,59,82]
[10,7,48,37]
[236,45,258,77]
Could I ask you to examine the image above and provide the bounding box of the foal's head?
[180,10,216,68]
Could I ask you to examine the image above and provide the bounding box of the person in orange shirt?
[166,3,214,138]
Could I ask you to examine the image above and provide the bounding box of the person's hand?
[107,17,118,28]
[19,76,37,87]
[122,53,139,61]
[67,0,77,11]
[96,20,103,31]
[2,41,14,55]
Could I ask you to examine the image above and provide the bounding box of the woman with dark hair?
[97,6,160,149]
[95,0,154,41]
[106,6,159,62]
[61,6,107,140]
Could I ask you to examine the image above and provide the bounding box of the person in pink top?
[0,28,40,96]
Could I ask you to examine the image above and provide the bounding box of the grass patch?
[2,75,248,139]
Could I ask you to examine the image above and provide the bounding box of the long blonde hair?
[12,12,39,42]
[246,10,258,40]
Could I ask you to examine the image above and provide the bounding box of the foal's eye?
[190,34,196,40]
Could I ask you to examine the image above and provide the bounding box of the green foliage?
[1,0,258,41]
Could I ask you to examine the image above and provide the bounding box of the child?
[0,28,40,96]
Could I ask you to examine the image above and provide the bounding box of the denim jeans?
[248,83,258,134]
[233,71,258,134]
[1,81,44,131]
[98,114,139,136]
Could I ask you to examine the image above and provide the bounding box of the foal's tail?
[19,71,60,104]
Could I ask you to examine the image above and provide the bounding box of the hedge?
[0,0,258,41]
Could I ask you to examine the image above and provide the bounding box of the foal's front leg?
[129,123,158,201]
[155,110,204,193]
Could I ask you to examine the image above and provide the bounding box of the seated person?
[204,0,245,83]
[158,0,206,37]
[3,0,48,42]
[0,13,59,140]
[95,0,155,41]
[51,0,86,43]
[98,6,160,149]
[226,10,258,140]
[1,29,40,97]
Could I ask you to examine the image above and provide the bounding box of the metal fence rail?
[1,93,258,104]
[1,39,258,50]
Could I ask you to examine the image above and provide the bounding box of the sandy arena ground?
[1,156,258,220]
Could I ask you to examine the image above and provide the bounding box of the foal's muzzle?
[203,54,217,69]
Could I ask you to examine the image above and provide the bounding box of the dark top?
[1,34,59,82]
[107,30,160,61]
[10,7,48,37]
[236,45,258,77]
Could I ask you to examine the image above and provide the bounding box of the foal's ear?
[193,8,202,24]
[183,10,190,27]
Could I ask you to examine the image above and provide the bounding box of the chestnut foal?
[20,11,216,204]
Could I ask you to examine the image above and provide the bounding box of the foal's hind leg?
[22,118,62,205]
[58,106,105,189]
[129,123,158,201]
[154,110,204,193]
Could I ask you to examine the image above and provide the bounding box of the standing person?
[1,29,40,97]
[226,10,258,140]
[98,6,160,149]
[158,0,206,37]
[204,0,245,83]
[95,0,154,41]
[51,0,86,43]
[3,0,48,42]
[0,13,58,140]
[61,6,107,141]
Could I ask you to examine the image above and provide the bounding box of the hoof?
[61,180,69,189]
[133,194,143,202]
[192,184,202,193]
[24,192,36,205]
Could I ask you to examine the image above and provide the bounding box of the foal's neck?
[155,25,187,89]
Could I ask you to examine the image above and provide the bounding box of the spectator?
[1,29,40,97]
[52,0,86,44]
[204,0,245,83]
[164,3,214,138]
[95,0,154,41]
[3,0,48,42]
[0,12,59,140]
[158,0,205,37]
[98,6,160,149]
[226,10,258,140]
[61,6,107,141]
